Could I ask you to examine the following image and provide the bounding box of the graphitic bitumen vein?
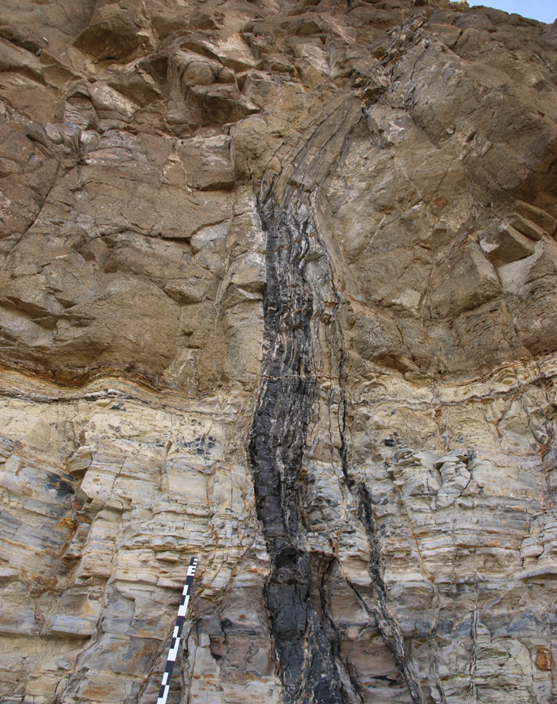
[248,195,346,704]
[247,98,374,704]
[248,97,427,703]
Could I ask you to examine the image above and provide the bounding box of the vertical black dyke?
[248,96,425,703]
[248,196,346,704]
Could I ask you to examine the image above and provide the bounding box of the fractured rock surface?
[0,0,556,702]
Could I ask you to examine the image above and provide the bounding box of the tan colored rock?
[0,0,556,703]
[73,3,154,62]
[479,222,536,267]
[428,244,501,319]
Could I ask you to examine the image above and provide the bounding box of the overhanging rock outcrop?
[0,1,556,702]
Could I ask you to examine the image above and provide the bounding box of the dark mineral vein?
[248,101,364,704]
[248,196,345,704]
[249,97,425,704]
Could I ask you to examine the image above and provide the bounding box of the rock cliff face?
[0,0,557,702]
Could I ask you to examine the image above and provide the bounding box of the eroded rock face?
[0,0,556,702]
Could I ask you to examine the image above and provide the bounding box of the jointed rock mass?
[0,0,556,702]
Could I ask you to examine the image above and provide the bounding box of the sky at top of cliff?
[467,0,556,23]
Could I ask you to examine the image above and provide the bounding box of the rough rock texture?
[0,0,557,703]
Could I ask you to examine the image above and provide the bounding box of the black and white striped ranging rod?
[157,556,198,704]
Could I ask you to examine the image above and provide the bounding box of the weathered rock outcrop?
[0,0,556,703]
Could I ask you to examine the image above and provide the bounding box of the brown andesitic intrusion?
[0,0,556,703]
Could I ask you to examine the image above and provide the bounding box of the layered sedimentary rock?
[0,0,556,702]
